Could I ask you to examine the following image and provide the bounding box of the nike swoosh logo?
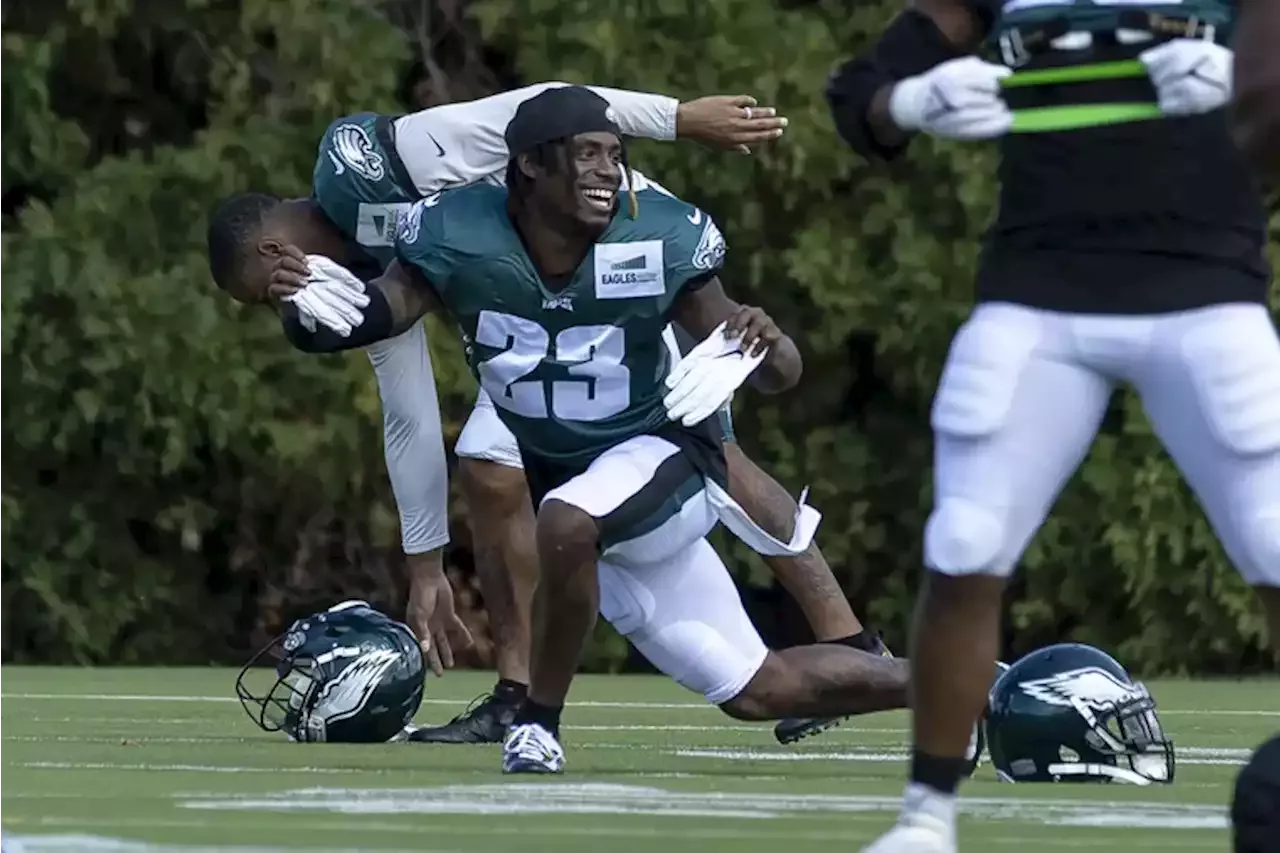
[922,84,956,124]
[427,132,446,157]
[327,150,345,175]
[687,208,702,225]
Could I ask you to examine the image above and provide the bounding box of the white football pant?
[925,302,1280,586]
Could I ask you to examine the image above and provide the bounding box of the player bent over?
[272,87,950,775]
[207,82,890,745]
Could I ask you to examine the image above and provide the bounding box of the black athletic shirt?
[968,0,1270,314]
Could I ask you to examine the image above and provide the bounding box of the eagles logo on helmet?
[235,599,425,743]
[985,642,1175,786]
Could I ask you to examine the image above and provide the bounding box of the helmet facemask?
[235,623,324,741]
[235,600,425,743]
[992,657,1178,787]
[1047,680,1176,785]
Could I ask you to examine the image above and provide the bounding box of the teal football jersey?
[312,112,421,279]
[395,183,727,470]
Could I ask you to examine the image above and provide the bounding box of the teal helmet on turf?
[236,599,424,742]
[986,642,1174,785]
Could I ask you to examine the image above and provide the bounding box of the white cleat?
[861,813,956,853]
[501,722,565,774]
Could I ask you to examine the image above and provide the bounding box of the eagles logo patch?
[397,193,442,246]
[1018,667,1142,711]
[331,123,386,182]
[691,217,726,271]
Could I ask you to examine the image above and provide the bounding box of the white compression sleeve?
[392,81,679,195]
[364,323,449,555]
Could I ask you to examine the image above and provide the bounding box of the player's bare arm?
[674,95,788,153]
[668,276,802,393]
[275,251,444,353]
[1232,0,1280,183]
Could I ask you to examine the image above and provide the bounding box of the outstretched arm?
[1232,0,1280,185]
[668,275,801,393]
[278,256,444,354]
[393,83,788,194]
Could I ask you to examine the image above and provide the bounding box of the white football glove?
[663,321,767,427]
[1139,39,1233,117]
[283,255,370,337]
[889,56,1014,141]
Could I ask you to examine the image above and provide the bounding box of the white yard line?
[671,746,1251,766]
[5,692,1277,715]
[11,745,1251,771]
[18,761,357,774]
[0,833,446,853]
[170,782,1231,831]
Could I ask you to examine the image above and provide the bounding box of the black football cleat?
[773,634,894,746]
[407,692,520,744]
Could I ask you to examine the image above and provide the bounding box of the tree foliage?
[3,0,1275,673]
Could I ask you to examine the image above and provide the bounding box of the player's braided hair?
[206,192,281,291]
[505,136,638,218]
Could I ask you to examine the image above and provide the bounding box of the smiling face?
[526,131,623,236]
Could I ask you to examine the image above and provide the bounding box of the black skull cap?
[504,86,623,155]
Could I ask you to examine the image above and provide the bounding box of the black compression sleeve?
[279,284,396,353]
[826,9,970,162]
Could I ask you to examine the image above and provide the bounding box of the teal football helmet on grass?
[986,642,1174,785]
[236,599,424,743]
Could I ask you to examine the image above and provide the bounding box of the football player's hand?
[406,555,474,678]
[889,56,1014,140]
[677,95,788,154]
[275,253,370,337]
[723,304,782,357]
[266,244,310,302]
[1140,39,1233,116]
[663,320,767,427]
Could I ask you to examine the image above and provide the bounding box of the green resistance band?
[1001,59,1162,133]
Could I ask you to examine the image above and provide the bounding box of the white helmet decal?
[1018,666,1142,711]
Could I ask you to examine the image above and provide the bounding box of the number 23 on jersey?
[475,310,631,422]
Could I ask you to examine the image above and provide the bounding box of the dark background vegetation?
[4,0,1277,674]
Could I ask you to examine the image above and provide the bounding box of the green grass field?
[1,668,1274,852]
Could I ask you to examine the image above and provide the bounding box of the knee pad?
[932,307,1041,439]
[925,498,1009,576]
[1179,307,1280,457]
[599,543,768,706]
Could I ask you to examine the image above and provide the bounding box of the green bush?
[2,0,1275,674]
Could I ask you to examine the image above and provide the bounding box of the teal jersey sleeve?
[312,113,420,272]
[667,203,727,290]
[393,184,506,295]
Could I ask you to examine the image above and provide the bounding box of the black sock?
[910,750,966,795]
[512,698,562,736]
[493,679,528,705]
[827,630,879,654]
